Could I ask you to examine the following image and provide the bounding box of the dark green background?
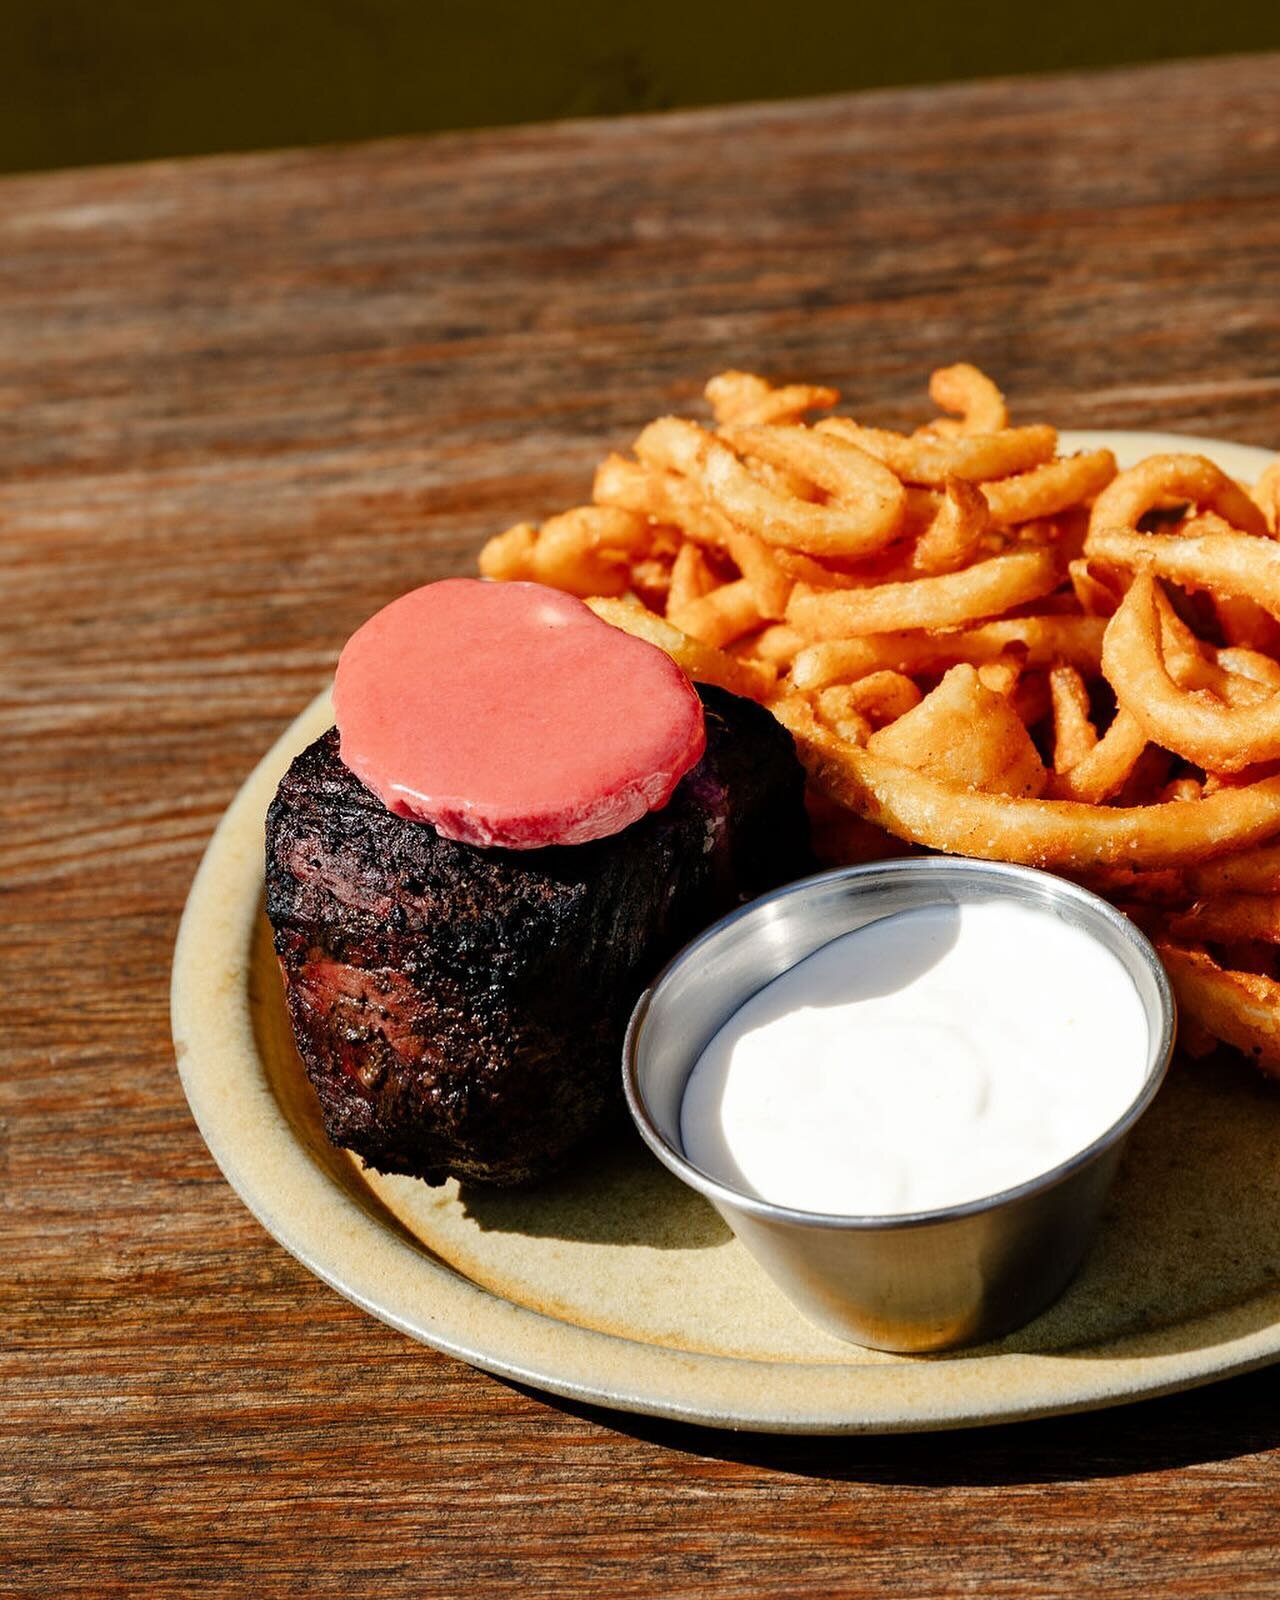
[4,1,1279,176]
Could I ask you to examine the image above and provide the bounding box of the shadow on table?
[504,1361,1280,1485]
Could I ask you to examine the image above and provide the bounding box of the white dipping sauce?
[679,899,1149,1216]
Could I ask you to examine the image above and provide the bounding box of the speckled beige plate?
[172,430,1280,1434]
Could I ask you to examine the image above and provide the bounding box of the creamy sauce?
[680,899,1148,1216]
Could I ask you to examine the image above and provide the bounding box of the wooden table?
[5,52,1280,1597]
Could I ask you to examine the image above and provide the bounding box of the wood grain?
[4,53,1280,1598]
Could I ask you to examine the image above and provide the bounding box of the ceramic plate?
[172,430,1280,1434]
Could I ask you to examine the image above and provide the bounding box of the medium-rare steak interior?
[266,684,811,1186]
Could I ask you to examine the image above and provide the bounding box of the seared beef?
[265,684,811,1186]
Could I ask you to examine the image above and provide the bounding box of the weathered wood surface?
[4,53,1280,1598]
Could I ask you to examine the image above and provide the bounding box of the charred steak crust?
[265,684,812,1186]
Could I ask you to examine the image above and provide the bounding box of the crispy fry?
[705,371,839,427]
[738,453,821,503]
[1167,894,1280,945]
[1218,647,1280,691]
[593,453,736,548]
[1177,509,1242,539]
[1157,944,1280,1078]
[976,652,1024,696]
[866,664,1048,798]
[774,694,1280,870]
[667,540,718,613]
[743,623,805,664]
[724,528,793,618]
[1201,768,1280,795]
[478,508,647,597]
[720,420,901,508]
[1086,525,1280,615]
[636,417,907,560]
[648,525,684,560]
[817,417,1057,485]
[1047,710,1147,804]
[1103,572,1280,773]
[717,420,909,554]
[910,476,990,575]
[789,614,1105,690]
[585,596,776,700]
[590,449,663,514]
[705,371,770,424]
[834,669,924,725]
[478,521,539,582]
[787,548,1061,639]
[812,689,874,747]
[541,505,649,558]
[477,365,1280,1073]
[904,486,945,535]
[1178,1015,1220,1059]
[1152,588,1273,707]
[926,363,1007,436]
[1048,665,1097,774]
[1025,507,1090,563]
[1089,452,1269,538]
[1068,558,1123,617]
[981,450,1117,526]
[1188,842,1280,896]
[1252,460,1280,535]
[668,577,765,649]
[770,546,911,590]
[1212,593,1280,656]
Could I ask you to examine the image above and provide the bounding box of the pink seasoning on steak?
[333,578,706,849]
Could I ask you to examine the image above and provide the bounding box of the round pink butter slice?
[333,579,707,849]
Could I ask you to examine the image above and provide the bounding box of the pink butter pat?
[333,579,707,849]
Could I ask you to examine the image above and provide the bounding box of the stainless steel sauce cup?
[623,858,1175,1353]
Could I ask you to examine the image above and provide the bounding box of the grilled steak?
[266,683,811,1186]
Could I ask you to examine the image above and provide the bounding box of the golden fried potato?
[637,417,906,560]
[817,417,1057,485]
[910,476,990,575]
[787,549,1061,639]
[981,450,1117,526]
[668,577,766,649]
[705,370,839,428]
[925,363,1007,436]
[773,693,1280,870]
[1157,944,1280,1078]
[1252,460,1280,534]
[1047,711,1147,804]
[1089,452,1268,538]
[1167,895,1280,945]
[585,596,775,700]
[1103,572,1280,773]
[1087,525,1280,615]
[478,507,647,598]
[667,540,718,613]
[866,665,1048,799]
[1048,665,1098,775]
[475,362,1280,1076]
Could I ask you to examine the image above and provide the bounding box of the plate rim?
[172,428,1280,1435]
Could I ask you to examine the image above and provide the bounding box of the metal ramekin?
[623,858,1175,1353]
